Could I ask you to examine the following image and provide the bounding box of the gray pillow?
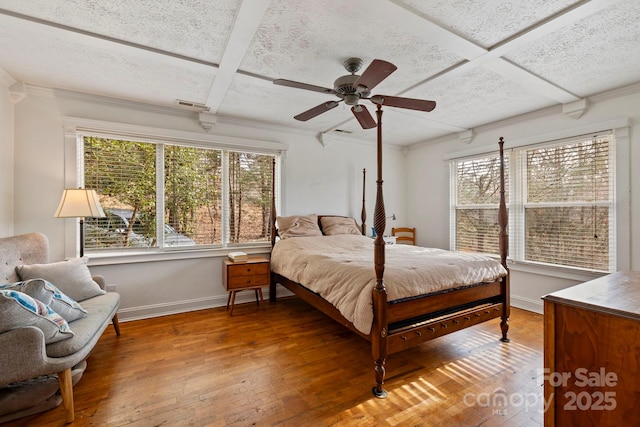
[16,257,105,302]
[5,278,88,322]
[320,216,362,235]
[0,290,74,344]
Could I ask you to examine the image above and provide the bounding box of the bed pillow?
[277,214,323,239]
[12,278,88,322]
[320,216,362,236]
[16,257,105,302]
[0,290,74,344]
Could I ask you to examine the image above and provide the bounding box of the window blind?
[224,151,276,246]
[521,135,613,271]
[452,153,509,255]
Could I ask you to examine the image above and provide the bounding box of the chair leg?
[57,367,74,423]
[112,313,121,336]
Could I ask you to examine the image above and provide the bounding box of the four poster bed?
[269,105,510,397]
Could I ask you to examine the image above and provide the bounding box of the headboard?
[270,168,367,247]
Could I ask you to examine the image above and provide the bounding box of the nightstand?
[222,256,270,315]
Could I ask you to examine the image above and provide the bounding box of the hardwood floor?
[5,297,544,427]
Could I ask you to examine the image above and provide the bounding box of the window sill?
[85,244,272,266]
[506,259,607,282]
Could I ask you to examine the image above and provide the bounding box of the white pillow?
[16,257,105,302]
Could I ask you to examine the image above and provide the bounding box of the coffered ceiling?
[1,0,638,146]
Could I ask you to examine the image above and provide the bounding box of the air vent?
[175,99,210,111]
[334,129,352,134]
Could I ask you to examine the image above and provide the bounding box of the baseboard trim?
[511,295,543,314]
[117,286,295,322]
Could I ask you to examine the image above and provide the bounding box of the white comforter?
[270,234,507,335]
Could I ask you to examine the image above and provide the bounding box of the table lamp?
[54,188,106,257]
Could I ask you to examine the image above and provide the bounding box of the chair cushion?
[16,257,105,302]
[45,292,120,358]
[0,290,74,344]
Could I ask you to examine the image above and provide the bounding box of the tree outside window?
[83,136,275,251]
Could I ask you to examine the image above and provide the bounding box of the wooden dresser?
[543,271,640,426]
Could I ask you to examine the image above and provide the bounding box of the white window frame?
[448,117,630,280]
[61,117,287,264]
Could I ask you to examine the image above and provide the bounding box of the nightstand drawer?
[227,262,269,277]
[227,273,269,289]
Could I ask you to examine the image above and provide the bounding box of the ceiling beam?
[358,0,487,61]
[204,0,271,114]
[367,0,623,105]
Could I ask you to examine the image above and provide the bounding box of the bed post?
[371,103,388,398]
[498,137,510,342]
[361,168,366,236]
[269,158,277,303]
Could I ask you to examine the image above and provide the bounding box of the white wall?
[8,83,638,319]
[406,87,640,313]
[9,87,407,320]
[0,72,15,236]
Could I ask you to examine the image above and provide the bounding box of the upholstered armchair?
[0,233,120,423]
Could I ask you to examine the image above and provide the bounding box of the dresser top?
[543,271,640,321]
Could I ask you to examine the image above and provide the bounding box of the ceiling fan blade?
[353,59,397,93]
[273,79,336,94]
[351,105,376,129]
[371,95,436,112]
[294,101,340,121]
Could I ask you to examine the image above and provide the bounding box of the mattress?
[271,234,507,334]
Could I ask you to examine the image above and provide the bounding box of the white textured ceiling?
[0,0,638,146]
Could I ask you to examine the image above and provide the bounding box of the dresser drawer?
[227,262,269,277]
[227,273,269,289]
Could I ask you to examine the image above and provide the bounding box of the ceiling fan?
[273,58,436,129]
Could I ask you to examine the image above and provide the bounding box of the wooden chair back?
[391,227,416,245]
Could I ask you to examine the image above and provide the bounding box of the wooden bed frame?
[269,104,509,397]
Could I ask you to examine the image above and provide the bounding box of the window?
[452,154,509,255]
[451,133,615,273]
[82,135,277,252]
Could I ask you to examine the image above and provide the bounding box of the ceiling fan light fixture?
[344,94,360,106]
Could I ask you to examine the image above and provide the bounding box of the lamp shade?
[54,189,106,218]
